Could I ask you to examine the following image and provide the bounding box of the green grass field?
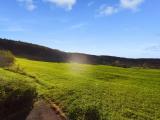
[1,58,160,120]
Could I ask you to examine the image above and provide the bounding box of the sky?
[0,0,160,58]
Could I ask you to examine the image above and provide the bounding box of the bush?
[0,79,37,120]
[0,50,15,67]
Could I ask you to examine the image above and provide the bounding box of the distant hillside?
[0,38,160,68]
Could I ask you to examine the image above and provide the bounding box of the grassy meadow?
[1,58,160,120]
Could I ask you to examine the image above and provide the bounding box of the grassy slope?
[1,58,160,120]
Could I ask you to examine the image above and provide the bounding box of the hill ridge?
[0,38,160,68]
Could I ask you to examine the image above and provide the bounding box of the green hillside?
[1,58,160,120]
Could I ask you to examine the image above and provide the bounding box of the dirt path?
[26,101,63,120]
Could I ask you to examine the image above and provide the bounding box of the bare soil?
[26,101,62,120]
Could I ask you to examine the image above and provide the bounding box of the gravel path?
[26,101,62,120]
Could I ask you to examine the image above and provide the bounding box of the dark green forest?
[0,38,160,68]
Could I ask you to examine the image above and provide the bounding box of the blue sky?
[0,0,160,58]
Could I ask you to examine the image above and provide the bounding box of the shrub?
[0,79,37,120]
[0,50,15,67]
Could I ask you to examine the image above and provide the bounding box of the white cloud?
[99,5,118,16]
[120,0,144,10]
[45,0,76,10]
[99,0,144,16]
[17,0,36,11]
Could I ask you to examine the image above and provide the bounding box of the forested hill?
[0,38,160,68]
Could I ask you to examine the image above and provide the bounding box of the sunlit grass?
[1,58,160,120]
